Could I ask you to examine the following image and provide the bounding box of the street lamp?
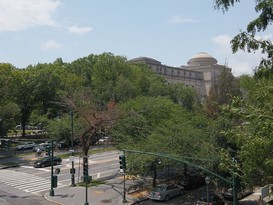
[70,111,76,187]
[205,176,210,205]
[0,117,3,137]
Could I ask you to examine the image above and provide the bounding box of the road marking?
[0,169,65,196]
[21,165,51,172]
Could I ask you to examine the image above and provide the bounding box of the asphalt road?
[0,150,120,194]
[0,150,121,204]
[0,183,55,205]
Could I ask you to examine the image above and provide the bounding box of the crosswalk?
[0,169,66,196]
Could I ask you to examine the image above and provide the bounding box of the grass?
[77,180,106,187]
[57,146,116,159]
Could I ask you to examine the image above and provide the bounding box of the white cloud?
[167,15,197,25]
[0,0,61,32]
[67,26,93,35]
[42,40,62,50]
[212,34,267,76]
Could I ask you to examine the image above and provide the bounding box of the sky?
[0,0,272,76]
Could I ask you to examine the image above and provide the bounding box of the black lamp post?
[205,176,210,205]
[0,117,3,137]
[70,111,76,187]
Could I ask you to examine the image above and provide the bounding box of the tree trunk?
[152,168,157,188]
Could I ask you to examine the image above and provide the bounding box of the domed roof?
[187,52,217,66]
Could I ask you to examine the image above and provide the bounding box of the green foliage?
[214,0,273,69]
[166,83,199,111]
[220,77,273,186]
[114,96,216,174]
[204,68,241,117]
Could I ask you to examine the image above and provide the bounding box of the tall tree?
[214,0,273,70]
[204,68,241,117]
[0,63,19,136]
[11,69,38,137]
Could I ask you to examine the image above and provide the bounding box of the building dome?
[187,52,218,66]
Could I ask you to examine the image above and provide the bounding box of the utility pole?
[119,151,127,203]
[49,140,54,196]
[83,155,90,205]
[232,158,238,205]
[70,111,76,187]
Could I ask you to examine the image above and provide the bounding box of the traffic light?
[46,146,51,156]
[3,140,9,149]
[119,155,126,170]
[83,164,89,176]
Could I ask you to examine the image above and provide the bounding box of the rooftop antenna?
[224,58,229,67]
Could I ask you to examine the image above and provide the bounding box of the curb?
[43,193,64,205]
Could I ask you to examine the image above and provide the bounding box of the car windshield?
[153,185,166,192]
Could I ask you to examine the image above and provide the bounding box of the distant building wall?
[128,52,231,98]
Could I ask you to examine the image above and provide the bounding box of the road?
[0,150,121,204]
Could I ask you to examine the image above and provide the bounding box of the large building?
[129,52,231,98]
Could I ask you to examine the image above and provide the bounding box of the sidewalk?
[44,177,147,205]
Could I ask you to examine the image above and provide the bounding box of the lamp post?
[70,111,76,187]
[205,176,210,205]
[0,117,3,137]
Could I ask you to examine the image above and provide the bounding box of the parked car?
[16,142,36,150]
[266,200,273,205]
[33,156,62,168]
[180,174,206,190]
[149,183,184,201]
[221,187,253,200]
[196,193,225,205]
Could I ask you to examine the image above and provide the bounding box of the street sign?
[69,156,75,161]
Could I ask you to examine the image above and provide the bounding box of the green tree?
[214,0,273,70]
[204,68,241,117]
[166,83,199,111]
[220,76,273,186]
[11,69,38,137]
[0,64,19,136]
[114,96,216,185]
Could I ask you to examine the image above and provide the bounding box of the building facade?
[129,52,231,97]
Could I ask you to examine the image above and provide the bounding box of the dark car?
[149,183,184,201]
[221,187,253,200]
[196,193,225,205]
[180,174,206,190]
[33,156,62,168]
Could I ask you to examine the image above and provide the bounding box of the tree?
[166,83,200,111]
[114,96,216,186]
[11,69,38,137]
[0,63,19,136]
[219,75,273,186]
[214,0,273,70]
[204,68,241,117]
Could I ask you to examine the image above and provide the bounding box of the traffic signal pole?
[49,140,54,196]
[119,151,127,203]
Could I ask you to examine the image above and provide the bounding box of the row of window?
[155,66,203,80]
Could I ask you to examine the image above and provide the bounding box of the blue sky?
[1,0,272,76]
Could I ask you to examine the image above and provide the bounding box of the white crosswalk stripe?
[0,169,66,195]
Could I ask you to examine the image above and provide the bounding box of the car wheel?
[41,164,45,168]
[165,195,170,201]
[56,161,60,165]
